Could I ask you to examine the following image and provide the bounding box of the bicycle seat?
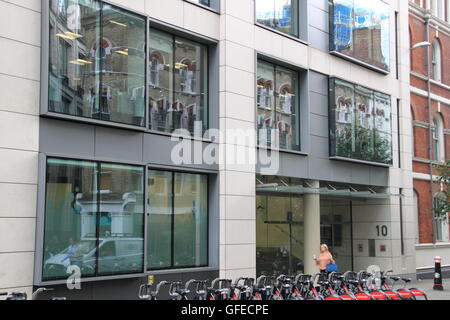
[177,289,191,295]
[390,276,401,281]
[401,278,411,283]
[235,285,248,291]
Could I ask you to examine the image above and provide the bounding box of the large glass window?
[257,60,300,151]
[43,158,145,281]
[48,0,146,126]
[147,170,208,270]
[329,77,392,164]
[256,194,304,277]
[330,0,390,72]
[148,29,209,136]
[256,0,299,37]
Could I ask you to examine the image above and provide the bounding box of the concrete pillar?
[303,180,321,275]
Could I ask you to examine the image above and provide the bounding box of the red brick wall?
[410,11,450,244]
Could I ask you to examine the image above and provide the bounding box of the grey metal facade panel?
[370,166,390,186]
[329,161,353,182]
[310,114,329,138]
[310,135,329,159]
[95,126,144,163]
[308,27,329,52]
[310,91,328,117]
[309,71,329,95]
[39,118,219,171]
[307,0,330,51]
[277,153,309,179]
[308,0,329,13]
[143,134,219,171]
[39,118,96,157]
[350,163,373,185]
[308,4,329,32]
[308,157,333,181]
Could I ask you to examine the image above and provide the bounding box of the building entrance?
[320,199,353,272]
[256,195,304,277]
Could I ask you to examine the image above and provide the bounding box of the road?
[407,278,450,300]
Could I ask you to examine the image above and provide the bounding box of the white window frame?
[431,38,442,82]
[433,114,445,162]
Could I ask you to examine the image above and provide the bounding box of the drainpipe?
[424,13,436,244]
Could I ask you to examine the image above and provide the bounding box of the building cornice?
[409,2,450,33]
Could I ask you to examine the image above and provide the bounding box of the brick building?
[409,0,450,274]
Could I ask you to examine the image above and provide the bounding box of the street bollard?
[433,256,444,291]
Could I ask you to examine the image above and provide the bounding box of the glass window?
[330,0,390,72]
[147,170,208,270]
[433,192,448,242]
[147,170,173,269]
[100,4,146,125]
[188,0,210,6]
[173,172,208,267]
[256,0,299,38]
[432,114,444,162]
[373,92,392,164]
[354,85,374,160]
[43,158,144,281]
[149,29,209,136]
[48,0,146,126]
[256,194,304,277]
[329,78,392,164]
[96,163,145,275]
[257,60,300,151]
[431,39,442,82]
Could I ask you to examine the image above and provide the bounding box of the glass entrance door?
[256,195,304,277]
[320,199,353,271]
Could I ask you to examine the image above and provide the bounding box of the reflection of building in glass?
[331,0,390,71]
[48,0,146,126]
[330,78,392,164]
[255,0,298,37]
[333,0,353,51]
[148,30,208,135]
[257,61,299,151]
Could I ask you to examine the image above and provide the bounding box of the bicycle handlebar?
[32,287,54,300]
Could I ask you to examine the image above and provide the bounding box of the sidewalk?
[407,278,450,300]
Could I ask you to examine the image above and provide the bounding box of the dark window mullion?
[171,172,175,268]
[172,35,176,133]
[94,162,101,276]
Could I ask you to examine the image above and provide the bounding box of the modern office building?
[409,0,450,277]
[0,0,416,299]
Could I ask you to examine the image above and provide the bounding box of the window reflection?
[147,170,208,270]
[256,0,299,37]
[147,170,173,269]
[48,0,146,126]
[330,78,392,164]
[173,172,208,267]
[149,30,208,136]
[43,158,145,281]
[331,0,390,72]
[257,61,300,151]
